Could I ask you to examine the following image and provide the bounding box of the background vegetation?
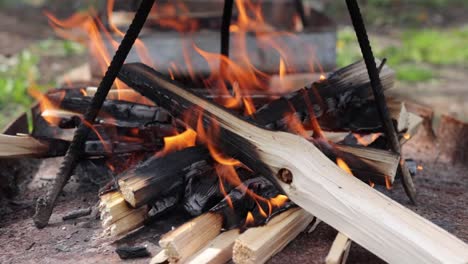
[1,0,468,127]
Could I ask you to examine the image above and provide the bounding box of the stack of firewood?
[2,59,467,263]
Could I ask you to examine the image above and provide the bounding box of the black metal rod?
[33,0,156,228]
[221,0,234,58]
[345,0,417,203]
[294,0,308,28]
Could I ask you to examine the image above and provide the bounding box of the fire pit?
[1,0,467,264]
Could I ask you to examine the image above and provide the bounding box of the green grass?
[337,26,468,83]
[0,39,85,129]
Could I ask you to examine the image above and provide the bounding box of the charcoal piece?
[115,246,150,259]
[182,162,220,216]
[210,177,294,230]
[62,207,92,221]
[148,195,180,218]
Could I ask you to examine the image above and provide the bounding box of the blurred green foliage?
[0,39,85,128]
[337,26,468,82]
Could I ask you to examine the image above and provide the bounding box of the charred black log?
[117,146,213,208]
[252,60,395,132]
[46,93,172,128]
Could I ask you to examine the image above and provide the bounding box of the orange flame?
[354,133,382,146]
[245,211,255,226]
[28,87,65,126]
[337,158,353,176]
[156,128,197,157]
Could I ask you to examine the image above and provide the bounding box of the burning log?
[118,146,211,208]
[46,93,171,128]
[118,63,468,263]
[232,208,314,264]
[159,212,224,263]
[332,144,399,185]
[252,59,395,131]
[186,229,240,264]
[437,115,468,164]
[325,232,352,264]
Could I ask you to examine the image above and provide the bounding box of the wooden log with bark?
[118,63,468,263]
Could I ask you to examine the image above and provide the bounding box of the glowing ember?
[403,133,411,140]
[417,165,424,171]
[385,175,393,190]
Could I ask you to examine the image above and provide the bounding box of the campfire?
[1,0,467,263]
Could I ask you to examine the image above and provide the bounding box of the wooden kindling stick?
[118,63,468,263]
[326,232,352,264]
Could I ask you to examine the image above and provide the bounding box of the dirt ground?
[1,3,467,264]
[0,127,466,264]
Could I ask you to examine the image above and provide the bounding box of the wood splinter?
[326,232,352,264]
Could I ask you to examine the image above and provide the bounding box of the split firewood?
[232,208,314,264]
[0,134,68,158]
[159,213,224,263]
[186,229,240,264]
[0,133,164,159]
[118,146,211,208]
[99,191,148,236]
[326,232,352,264]
[119,63,468,263]
[437,115,468,164]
